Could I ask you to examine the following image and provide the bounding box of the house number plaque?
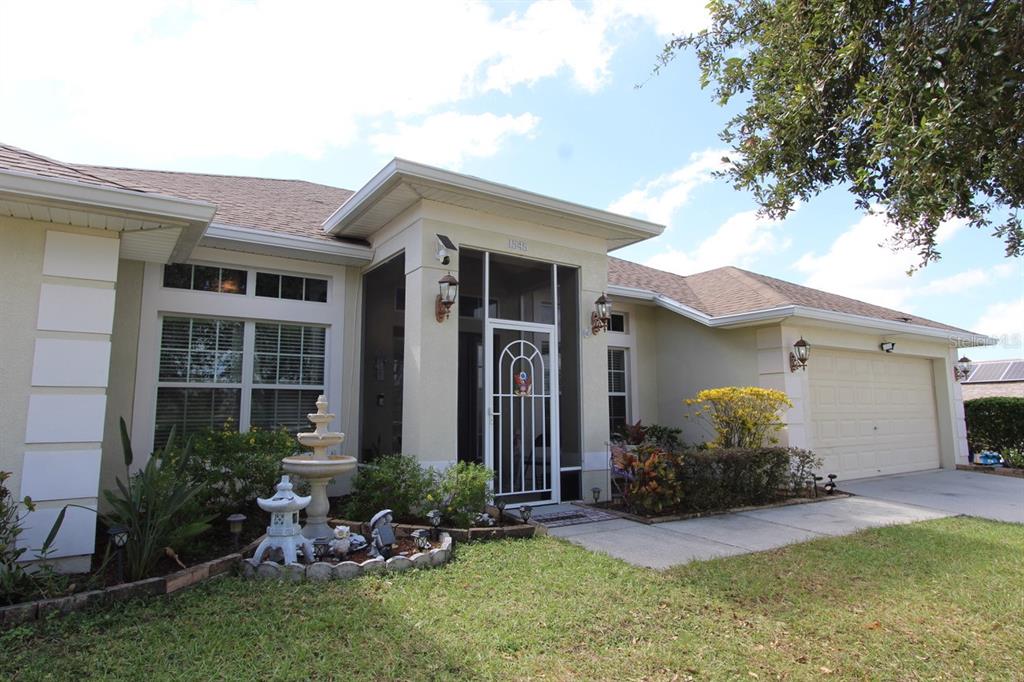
[508,239,528,252]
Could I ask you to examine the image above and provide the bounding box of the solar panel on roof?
[967,362,1011,382]
[1003,361,1024,381]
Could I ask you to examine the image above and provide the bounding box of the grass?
[2,517,1022,681]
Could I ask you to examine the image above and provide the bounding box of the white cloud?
[608,149,727,225]
[973,299,1024,339]
[369,112,539,169]
[0,0,709,165]
[792,211,974,308]
[644,209,791,275]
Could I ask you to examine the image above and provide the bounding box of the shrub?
[430,462,493,528]
[102,420,214,582]
[343,454,436,523]
[1003,447,1024,469]
[685,387,793,448]
[964,397,1024,456]
[166,425,297,517]
[617,444,684,515]
[613,420,684,449]
[677,447,819,512]
[1,472,70,605]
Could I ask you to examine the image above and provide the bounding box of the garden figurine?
[368,509,397,559]
[411,528,431,551]
[329,525,352,557]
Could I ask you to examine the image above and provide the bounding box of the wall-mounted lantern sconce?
[789,337,810,372]
[591,293,612,334]
[880,341,896,353]
[435,272,459,322]
[954,355,973,382]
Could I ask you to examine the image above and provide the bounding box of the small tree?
[685,387,792,448]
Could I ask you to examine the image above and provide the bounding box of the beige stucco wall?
[651,310,761,445]
[0,217,46,499]
[98,259,144,504]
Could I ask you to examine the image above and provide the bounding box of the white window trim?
[608,346,631,435]
[133,252,346,457]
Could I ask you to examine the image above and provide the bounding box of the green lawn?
[3,517,1022,681]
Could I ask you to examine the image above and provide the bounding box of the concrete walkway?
[547,497,949,570]
[841,469,1024,524]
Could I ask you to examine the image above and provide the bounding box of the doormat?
[531,507,620,528]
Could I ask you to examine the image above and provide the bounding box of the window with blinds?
[608,347,629,438]
[154,316,327,446]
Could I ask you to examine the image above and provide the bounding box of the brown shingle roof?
[0,143,143,192]
[608,257,971,333]
[74,165,354,242]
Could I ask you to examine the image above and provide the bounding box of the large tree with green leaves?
[660,0,1023,266]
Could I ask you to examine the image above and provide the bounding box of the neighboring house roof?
[608,257,974,335]
[75,165,354,242]
[964,359,1024,383]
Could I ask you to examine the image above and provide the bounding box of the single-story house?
[961,359,1024,399]
[0,143,992,570]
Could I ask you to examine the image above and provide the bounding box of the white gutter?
[202,223,373,265]
[608,283,996,347]
[0,168,217,224]
[322,158,664,239]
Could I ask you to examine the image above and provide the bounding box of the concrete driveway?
[547,496,948,570]
[841,469,1024,524]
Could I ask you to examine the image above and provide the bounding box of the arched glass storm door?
[482,252,561,505]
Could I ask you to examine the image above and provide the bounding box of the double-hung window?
[155,315,327,446]
[607,347,630,438]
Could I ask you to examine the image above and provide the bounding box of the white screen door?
[485,320,560,504]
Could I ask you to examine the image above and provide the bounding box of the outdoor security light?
[435,234,457,265]
[591,293,612,334]
[880,341,896,353]
[955,356,973,382]
[789,337,810,372]
[435,272,460,322]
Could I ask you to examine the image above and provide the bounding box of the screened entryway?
[457,249,581,504]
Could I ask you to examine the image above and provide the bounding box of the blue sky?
[1,1,1020,359]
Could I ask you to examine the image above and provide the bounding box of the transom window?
[155,315,327,446]
[608,312,627,333]
[163,263,247,295]
[255,272,328,302]
[608,347,630,438]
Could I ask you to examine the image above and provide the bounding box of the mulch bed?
[579,492,851,525]
[957,463,1024,478]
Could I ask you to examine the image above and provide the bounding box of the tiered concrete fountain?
[282,395,356,540]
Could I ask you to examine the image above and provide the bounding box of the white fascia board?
[0,169,217,225]
[607,283,995,346]
[201,223,373,265]
[322,158,664,239]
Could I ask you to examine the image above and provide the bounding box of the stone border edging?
[240,533,453,581]
[957,464,1024,478]
[575,493,853,525]
[331,518,535,541]
[0,535,266,628]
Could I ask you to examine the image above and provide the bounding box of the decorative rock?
[411,552,430,569]
[429,548,446,567]
[255,562,282,581]
[306,562,333,582]
[283,562,306,582]
[241,558,259,579]
[386,556,414,572]
[333,561,362,580]
[359,557,386,574]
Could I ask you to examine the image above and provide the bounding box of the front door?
[485,321,560,504]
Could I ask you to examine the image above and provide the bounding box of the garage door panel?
[809,349,940,479]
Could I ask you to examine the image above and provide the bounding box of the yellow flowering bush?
[685,387,793,448]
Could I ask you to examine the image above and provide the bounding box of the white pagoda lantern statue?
[252,475,316,564]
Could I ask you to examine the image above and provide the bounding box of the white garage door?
[809,349,940,480]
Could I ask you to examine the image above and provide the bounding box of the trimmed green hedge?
[964,397,1024,456]
[677,447,820,512]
